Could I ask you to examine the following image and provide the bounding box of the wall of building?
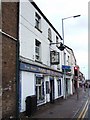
[20,71,35,112]
[19,0,62,68]
[2,2,19,118]
[19,0,77,113]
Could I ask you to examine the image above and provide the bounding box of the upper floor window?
[35,39,41,62]
[56,36,59,47]
[68,56,70,65]
[48,28,52,42]
[35,12,41,31]
[64,52,66,65]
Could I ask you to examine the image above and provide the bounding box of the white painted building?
[63,46,76,98]
[19,0,77,113]
[19,0,64,112]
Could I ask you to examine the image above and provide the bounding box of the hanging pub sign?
[50,51,59,65]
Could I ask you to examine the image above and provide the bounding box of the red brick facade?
[2,2,19,118]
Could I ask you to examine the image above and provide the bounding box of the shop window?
[36,77,45,104]
[35,39,41,62]
[57,80,61,96]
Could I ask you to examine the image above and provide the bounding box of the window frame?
[48,28,52,42]
[35,39,41,62]
[35,12,42,32]
[36,77,45,104]
[56,36,59,47]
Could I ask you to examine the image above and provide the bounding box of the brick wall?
[2,2,19,118]
[2,36,17,118]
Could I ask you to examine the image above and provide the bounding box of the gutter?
[16,2,20,119]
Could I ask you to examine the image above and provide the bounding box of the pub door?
[50,79,54,103]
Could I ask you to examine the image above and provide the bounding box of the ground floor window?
[57,79,61,96]
[36,76,45,104]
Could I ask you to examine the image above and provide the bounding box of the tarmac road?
[21,87,89,119]
[1,87,89,119]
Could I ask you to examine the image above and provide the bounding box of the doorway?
[50,78,54,103]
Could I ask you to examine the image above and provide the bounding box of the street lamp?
[62,15,81,44]
[62,14,81,99]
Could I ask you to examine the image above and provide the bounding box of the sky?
[33,0,89,79]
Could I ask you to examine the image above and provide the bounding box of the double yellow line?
[77,99,89,120]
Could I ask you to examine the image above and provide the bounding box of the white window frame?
[36,77,45,104]
[48,28,52,42]
[35,12,41,31]
[56,36,59,47]
[35,39,41,62]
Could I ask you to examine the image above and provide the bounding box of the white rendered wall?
[19,0,62,67]
[20,71,35,112]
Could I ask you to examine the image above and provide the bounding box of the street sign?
[62,65,71,70]
[62,65,71,72]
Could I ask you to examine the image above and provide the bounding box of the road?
[83,102,90,119]
[83,88,90,119]
[0,87,90,119]
[76,88,90,120]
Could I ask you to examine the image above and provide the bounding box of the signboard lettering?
[20,62,62,77]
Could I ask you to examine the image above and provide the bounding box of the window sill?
[35,26,42,33]
[37,99,45,105]
[57,68,60,70]
[35,60,42,64]
[48,38,52,42]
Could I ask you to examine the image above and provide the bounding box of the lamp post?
[62,15,81,44]
[62,15,81,99]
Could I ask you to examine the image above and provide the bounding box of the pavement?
[21,87,89,119]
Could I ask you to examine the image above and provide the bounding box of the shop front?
[19,61,63,112]
[65,75,72,96]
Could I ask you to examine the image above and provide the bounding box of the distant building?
[62,45,76,97]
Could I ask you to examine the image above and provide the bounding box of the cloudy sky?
[33,0,89,79]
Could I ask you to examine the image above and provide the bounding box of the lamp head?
[73,15,81,18]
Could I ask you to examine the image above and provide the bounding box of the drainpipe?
[16,1,20,119]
